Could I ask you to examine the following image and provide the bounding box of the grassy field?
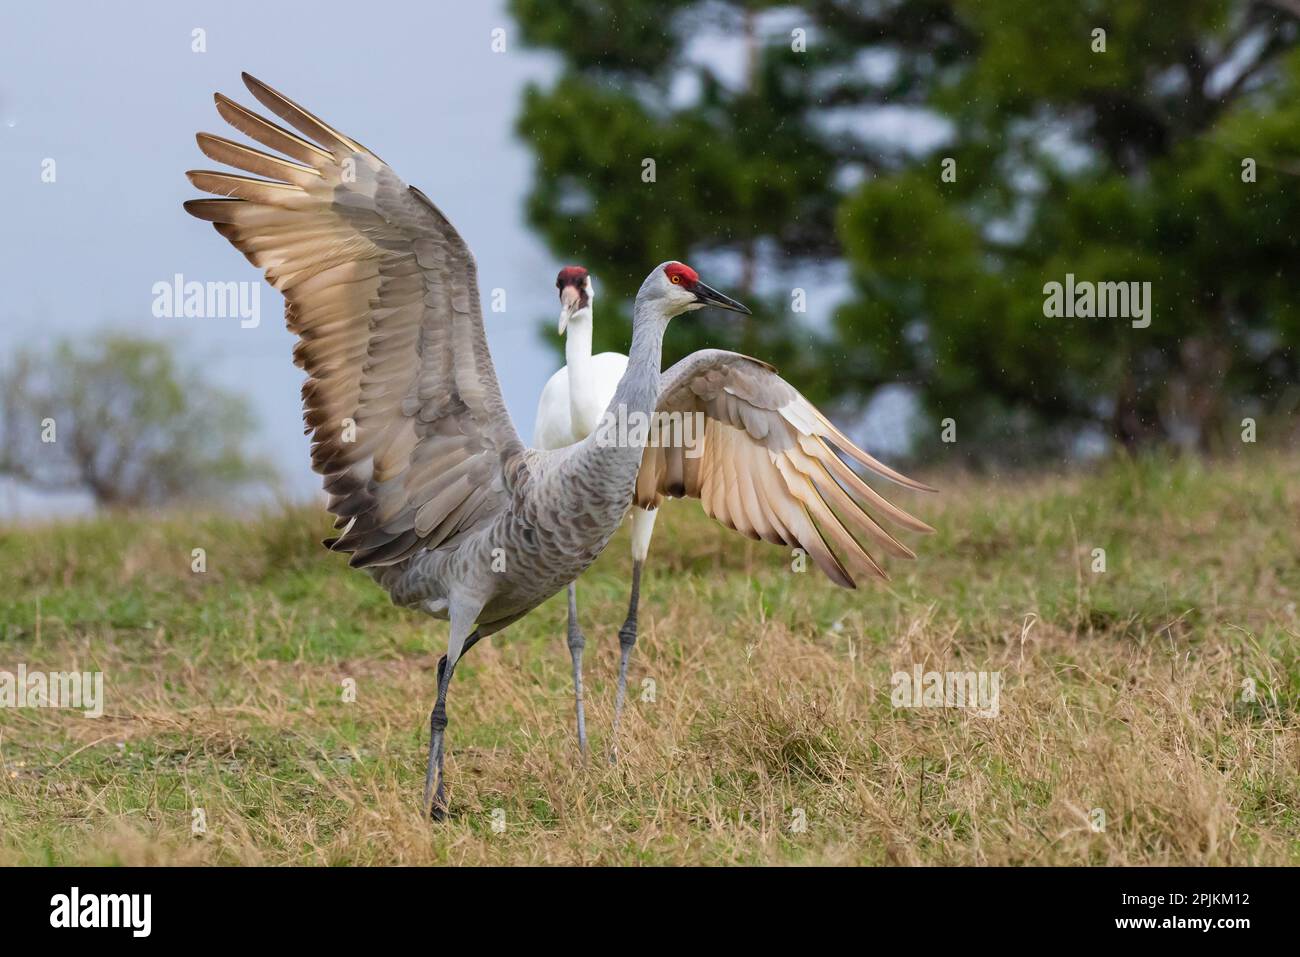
[0,452,1296,865]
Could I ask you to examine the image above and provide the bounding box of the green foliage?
[842,2,1300,457]
[510,0,963,400]
[513,0,1300,460]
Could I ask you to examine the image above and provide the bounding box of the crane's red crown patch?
[556,265,588,287]
[664,262,699,286]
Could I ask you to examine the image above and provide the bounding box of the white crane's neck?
[564,308,600,437]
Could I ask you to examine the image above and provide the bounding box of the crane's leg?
[566,580,588,755]
[611,507,657,763]
[425,597,485,821]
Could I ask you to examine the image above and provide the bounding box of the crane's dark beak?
[693,281,751,315]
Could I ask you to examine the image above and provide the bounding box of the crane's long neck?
[607,298,665,428]
[564,309,599,437]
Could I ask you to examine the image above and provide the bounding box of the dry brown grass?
[0,452,1296,864]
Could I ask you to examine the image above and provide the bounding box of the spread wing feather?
[185,73,524,568]
[636,350,934,587]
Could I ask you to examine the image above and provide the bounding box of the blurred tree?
[511,0,974,404]
[836,0,1300,460]
[514,0,1300,461]
[0,334,273,507]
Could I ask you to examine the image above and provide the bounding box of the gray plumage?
[185,74,932,816]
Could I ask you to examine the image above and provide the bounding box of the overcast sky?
[0,0,570,513]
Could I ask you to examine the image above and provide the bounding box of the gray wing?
[635,350,935,587]
[185,73,525,568]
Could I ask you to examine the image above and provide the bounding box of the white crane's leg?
[566,580,588,755]
[611,506,657,762]
[425,595,485,820]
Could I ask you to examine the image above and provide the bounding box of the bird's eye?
[670,274,681,284]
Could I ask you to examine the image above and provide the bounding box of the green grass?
[0,451,1296,864]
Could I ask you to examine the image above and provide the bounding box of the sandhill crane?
[185,74,933,818]
[533,266,657,755]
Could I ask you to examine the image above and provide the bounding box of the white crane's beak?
[558,285,582,335]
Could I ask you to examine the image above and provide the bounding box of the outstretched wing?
[185,73,525,568]
[635,350,935,587]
